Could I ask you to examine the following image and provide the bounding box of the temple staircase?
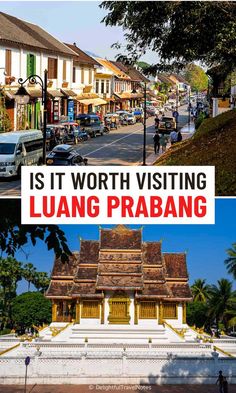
[40,323,189,344]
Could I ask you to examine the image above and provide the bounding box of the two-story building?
[94,58,115,115]
[94,59,133,110]
[0,11,79,130]
[111,61,149,108]
[64,43,106,116]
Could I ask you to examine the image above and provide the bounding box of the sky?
[14,198,236,293]
[0,1,157,63]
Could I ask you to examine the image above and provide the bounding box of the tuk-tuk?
[76,114,104,138]
[60,122,80,144]
[133,108,144,123]
[104,113,120,130]
[46,124,64,151]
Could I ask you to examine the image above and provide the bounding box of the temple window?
[163,303,178,319]
[139,301,156,319]
[81,300,100,318]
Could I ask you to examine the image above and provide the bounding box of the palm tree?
[22,263,37,292]
[191,279,210,302]
[0,257,23,328]
[225,243,236,279]
[208,278,235,335]
[33,272,50,293]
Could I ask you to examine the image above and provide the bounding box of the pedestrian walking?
[177,130,182,142]
[216,370,224,393]
[154,115,160,129]
[170,130,178,145]
[160,134,169,153]
[223,377,228,393]
[153,130,160,154]
[172,109,179,123]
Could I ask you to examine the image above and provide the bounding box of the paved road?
[0,106,189,197]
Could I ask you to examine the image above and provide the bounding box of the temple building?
[46,225,192,330]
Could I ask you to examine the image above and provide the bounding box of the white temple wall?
[1,352,236,385]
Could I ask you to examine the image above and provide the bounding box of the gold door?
[108,292,131,324]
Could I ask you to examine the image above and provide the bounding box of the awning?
[26,88,42,98]
[47,89,64,98]
[60,89,77,97]
[77,98,98,105]
[114,92,143,100]
[3,88,18,100]
[5,87,42,100]
[77,98,106,106]
[77,93,99,100]
[93,98,107,106]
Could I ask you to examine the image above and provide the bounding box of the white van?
[0,130,43,177]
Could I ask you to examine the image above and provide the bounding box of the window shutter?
[63,60,66,81]
[5,49,12,76]
[81,67,84,84]
[89,69,92,84]
[72,67,76,83]
[27,54,31,77]
[32,55,36,75]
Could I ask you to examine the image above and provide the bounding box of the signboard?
[68,100,74,122]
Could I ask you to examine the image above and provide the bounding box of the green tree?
[0,200,72,262]
[0,95,11,132]
[184,64,208,92]
[23,263,37,292]
[33,271,50,293]
[186,301,209,328]
[101,2,236,76]
[0,257,23,328]
[191,279,210,303]
[225,243,236,279]
[11,292,51,332]
[136,61,151,71]
[208,278,235,334]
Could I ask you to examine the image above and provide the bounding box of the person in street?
[177,130,182,142]
[223,377,228,393]
[216,370,224,393]
[154,115,160,129]
[153,130,160,154]
[170,130,178,145]
[159,133,169,153]
[172,109,179,123]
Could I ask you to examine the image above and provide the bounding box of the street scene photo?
[0,2,235,196]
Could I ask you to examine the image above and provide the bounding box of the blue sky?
[15,199,236,292]
[0,1,157,63]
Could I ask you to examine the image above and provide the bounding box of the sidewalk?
[1,384,236,393]
[146,122,195,166]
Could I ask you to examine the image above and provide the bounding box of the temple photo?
[0,199,236,391]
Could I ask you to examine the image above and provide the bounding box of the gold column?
[159,301,163,324]
[182,303,186,324]
[101,299,105,324]
[75,300,80,324]
[52,301,57,322]
[134,300,138,325]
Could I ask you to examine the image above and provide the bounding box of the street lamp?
[175,85,179,128]
[142,81,147,166]
[15,70,48,164]
[132,81,147,166]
